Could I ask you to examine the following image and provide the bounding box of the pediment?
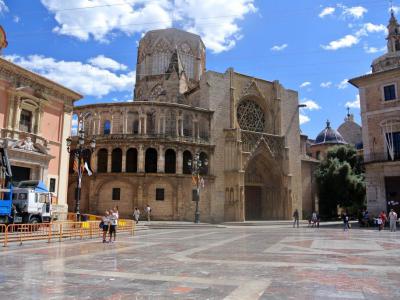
[241,80,264,99]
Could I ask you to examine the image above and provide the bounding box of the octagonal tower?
[135,28,206,102]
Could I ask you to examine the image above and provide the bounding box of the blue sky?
[0,0,397,139]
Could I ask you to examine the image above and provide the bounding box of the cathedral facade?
[69,28,308,222]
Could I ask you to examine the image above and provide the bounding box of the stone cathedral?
[68,28,316,222]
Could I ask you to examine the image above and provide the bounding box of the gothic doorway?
[244,146,284,220]
[245,186,262,220]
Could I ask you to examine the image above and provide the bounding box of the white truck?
[0,180,52,225]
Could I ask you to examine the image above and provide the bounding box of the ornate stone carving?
[241,130,284,159]
[241,80,264,98]
[237,100,265,132]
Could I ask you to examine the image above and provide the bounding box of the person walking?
[343,213,349,231]
[312,211,317,228]
[293,209,299,228]
[101,210,110,243]
[145,204,151,222]
[133,207,140,224]
[389,209,398,232]
[379,211,387,231]
[109,209,117,243]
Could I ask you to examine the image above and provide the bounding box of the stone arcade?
[69,28,315,222]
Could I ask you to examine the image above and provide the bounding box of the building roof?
[315,120,346,145]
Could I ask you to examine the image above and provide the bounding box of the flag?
[73,156,79,174]
[200,177,205,188]
[84,162,93,176]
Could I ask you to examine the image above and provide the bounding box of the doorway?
[245,186,262,220]
[11,166,31,184]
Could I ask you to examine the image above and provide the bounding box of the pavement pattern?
[0,225,399,299]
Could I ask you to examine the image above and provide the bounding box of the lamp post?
[187,152,208,224]
[66,129,96,221]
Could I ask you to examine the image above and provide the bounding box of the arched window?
[133,120,139,134]
[145,148,158,173]
[97,149,108,173]
[199,152,208,175]
[182,150,192,174]
[104,120,111,135]
[237,100,265,132]
[126,148,138,173]
[165,149,176,174]
[166,110,176,137]
[111,148,122,173]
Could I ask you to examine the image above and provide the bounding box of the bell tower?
[387,9,400,53]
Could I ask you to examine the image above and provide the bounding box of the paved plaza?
[0,225,399,299]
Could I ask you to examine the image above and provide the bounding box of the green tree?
[315,145,365,218]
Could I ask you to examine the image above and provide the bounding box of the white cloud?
[321,34,359,50]
[6,54,135,98]
[345,94,360,108]
[88,55,127,71]
[392,6,400,14]
[299,81,311,88]
[301,99,321,111]
[363,45,386,54]
[319,7,335,18]
[357,23,387,36]
[40,0,257,53]
[320,81,332,88]
[13,16,20,23]
[340,5,367,19]
[299,114,310,125]
[271,44,288,51]
[337,79,349,89]
[0,0,8,13]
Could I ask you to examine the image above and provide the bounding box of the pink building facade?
[0,57,81,213]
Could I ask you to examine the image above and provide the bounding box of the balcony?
[363,151,400,164]
[0,128,49,148]
[71,132,210,145]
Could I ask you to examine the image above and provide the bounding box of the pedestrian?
[312,211,317,227]
[377,216,383,231]
[343,213,349,231]
[102,210,110,243]
[293,209,299,228]
[379,211,387,230]
[389,209,398,232]
[133,207,140,224]
[145,204,151,222]
[108,209,117,243]
[363,210,369,227]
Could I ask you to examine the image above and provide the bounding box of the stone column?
[92,150,98,173]
[157,145,164,173]
[107,148,112,173]
[121,147,126,172]
[180,119,184,137]
[175,115,179,136]
[163,117,166,134]
[143,115,147,135]
[192,121,196,139]
[138,117,142,135]
[97,117,101,135]
[176,149,183,174]
[138,145,145,172]
[110,114,114,134]
[123,110,128,134]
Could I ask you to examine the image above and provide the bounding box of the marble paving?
[0,226,399,299]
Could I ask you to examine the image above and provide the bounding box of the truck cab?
[0,181,52,224]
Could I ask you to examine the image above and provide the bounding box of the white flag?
[84,162,93,176]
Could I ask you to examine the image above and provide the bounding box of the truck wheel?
[29,217,40,231]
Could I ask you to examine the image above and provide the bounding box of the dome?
[315,121,346,145]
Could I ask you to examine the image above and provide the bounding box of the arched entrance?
[244,149,283,220]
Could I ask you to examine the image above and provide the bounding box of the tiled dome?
[315,120,346,145]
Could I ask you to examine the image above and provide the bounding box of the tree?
[315,145,365,218]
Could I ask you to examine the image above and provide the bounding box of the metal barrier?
[0,219,135,247]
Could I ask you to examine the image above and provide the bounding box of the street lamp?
[188,153,208,224]
[66,129,96,221]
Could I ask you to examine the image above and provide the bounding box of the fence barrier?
[0,219,135,247]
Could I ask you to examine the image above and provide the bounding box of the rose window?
[237,100,265,132]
